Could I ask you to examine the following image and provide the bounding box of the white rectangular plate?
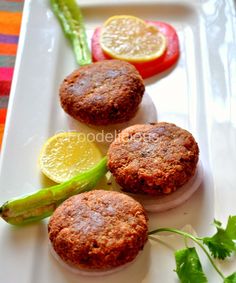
[0,0,236,282]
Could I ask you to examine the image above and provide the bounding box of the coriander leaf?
[175,247,207,283]
[226,216,236,240]
[224,272,236,283]
[202,228,236,260]
[214,219,222,229]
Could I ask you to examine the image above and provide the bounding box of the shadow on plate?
[65,91,158,154]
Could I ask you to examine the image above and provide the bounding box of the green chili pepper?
[50,0,91,65]
[0,157,107,225]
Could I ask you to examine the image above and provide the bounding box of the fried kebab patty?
[48,190,148,270]
[108,122,199,195]
[59,60,145,125]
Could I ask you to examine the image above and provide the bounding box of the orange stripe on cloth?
[0,109,7,124]
[0,12,22,36]
[0,123,5,148]
[0,43,17,55]
[0,109,7,148]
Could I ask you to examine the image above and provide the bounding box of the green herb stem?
[148,227,225,280]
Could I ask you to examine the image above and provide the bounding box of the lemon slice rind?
[39,132,102,183]
[100,15,167,63]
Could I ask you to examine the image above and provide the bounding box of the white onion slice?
[112,161,203,213]
[49,242,137,276]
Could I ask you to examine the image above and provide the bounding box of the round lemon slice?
[39,132,102,183]
[100,15,167,62]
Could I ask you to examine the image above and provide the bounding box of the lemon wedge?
[39,132,102,183]
[100,15,167,62]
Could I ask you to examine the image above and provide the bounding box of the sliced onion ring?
[49,242,137,276]
[112,161,203,212]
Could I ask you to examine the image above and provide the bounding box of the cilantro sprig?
[148,215,236,283]
[203,217,236,260]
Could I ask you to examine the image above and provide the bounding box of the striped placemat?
[0,0,24,147]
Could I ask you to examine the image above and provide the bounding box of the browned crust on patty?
[59,60,145,125]
[48,190,148,270]
[108,122,199,195]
